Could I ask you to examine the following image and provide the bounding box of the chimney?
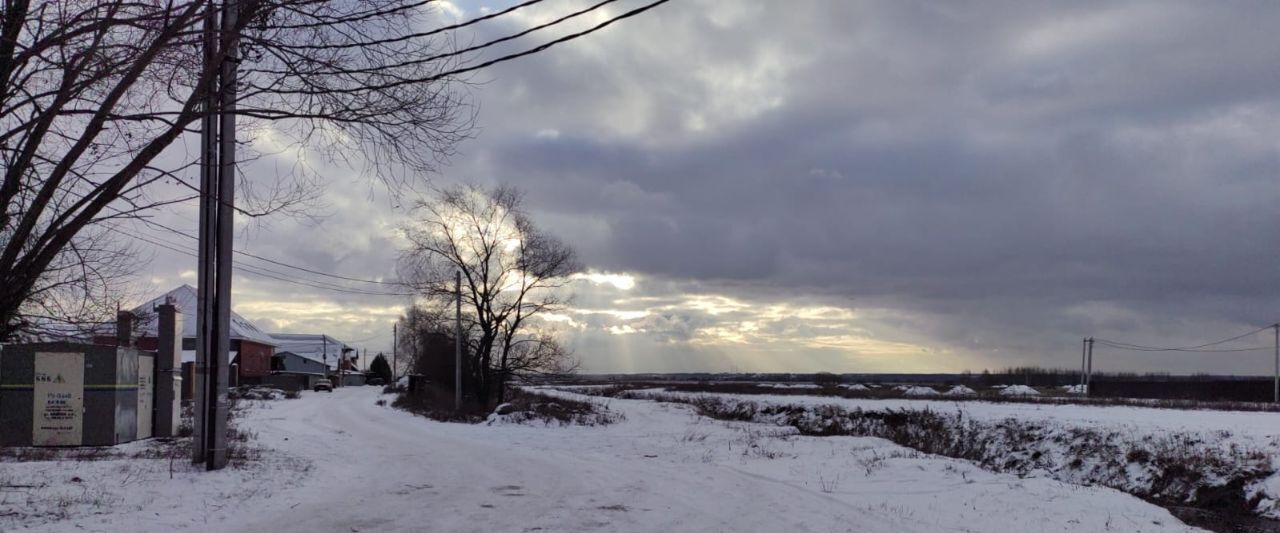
[115,310,136,347]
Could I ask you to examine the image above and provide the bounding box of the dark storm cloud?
[122,1,1280,372]
[442,0,1280,371]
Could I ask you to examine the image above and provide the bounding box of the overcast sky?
[132,1,1280,375]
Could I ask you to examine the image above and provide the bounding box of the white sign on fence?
[137,354,153,440]
[33,352,83,446]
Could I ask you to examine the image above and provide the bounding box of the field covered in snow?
[0,386,1213,532]
[593,386,1280,527]
[620,388,1280,452]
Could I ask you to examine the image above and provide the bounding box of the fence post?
[155,303,182,438]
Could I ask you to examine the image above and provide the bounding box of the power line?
[1093,340,1269,353]
[266,0,674,95]
[117,228,414,297]
[429,0,672,86]
[1094,325,1275,353]
[278,0,551,50]
[103,203,409,288]
[132,217,409,287]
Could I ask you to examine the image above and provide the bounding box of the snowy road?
[11,386,1201,532]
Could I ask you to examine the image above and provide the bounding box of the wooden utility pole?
[1273,324,1278,404]
[455,270,462,410]
[392,323,397,383]
[1085,337,1094,396]
[1080,338,1087,390]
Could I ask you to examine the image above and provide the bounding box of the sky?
[129,0,1280,375]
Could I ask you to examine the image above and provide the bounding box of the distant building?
[267,333,356,372]
[268,333,365,388]
[272,351,328,375]
[265,350,329,390]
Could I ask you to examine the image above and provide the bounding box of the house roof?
[127,284,277,347]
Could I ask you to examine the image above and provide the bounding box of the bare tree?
[400,184,580,404]
[11,224,141,340]
[0,0,670,339]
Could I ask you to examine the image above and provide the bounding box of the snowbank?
[234,386,289,400]
[902,386,939,397]
[839,383,870,391]
[944,385,977,396]
[999,385,1040,396]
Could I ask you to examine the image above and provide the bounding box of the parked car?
[313,380,333,392]
[367,377,385,386]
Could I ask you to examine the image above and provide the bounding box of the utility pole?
[1085,337,1094,397]
[392,323,397,383]
[455,270,463,410]
[194,0,238,471]
[1273,324,1278,404]
[1080,338,1087,390]
[323,335,329,387]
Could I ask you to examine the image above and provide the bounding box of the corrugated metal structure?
[0,342,142,446]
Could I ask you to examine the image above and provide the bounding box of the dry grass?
[490,388,624,426]
[392,383,494,423]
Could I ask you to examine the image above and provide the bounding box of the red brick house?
[95,285,277,389]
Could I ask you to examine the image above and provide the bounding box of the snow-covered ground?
[4,387,1204,532]
[629,389,1280,454]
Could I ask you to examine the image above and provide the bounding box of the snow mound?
[759,383,820,389]
[1060,384,1087,394]
[999,385,1040,396]
[839,384,870,391]
[236,387,287,400]
[944,385,977,396]
[902,386,939,396]
[1249,472,1280,519]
